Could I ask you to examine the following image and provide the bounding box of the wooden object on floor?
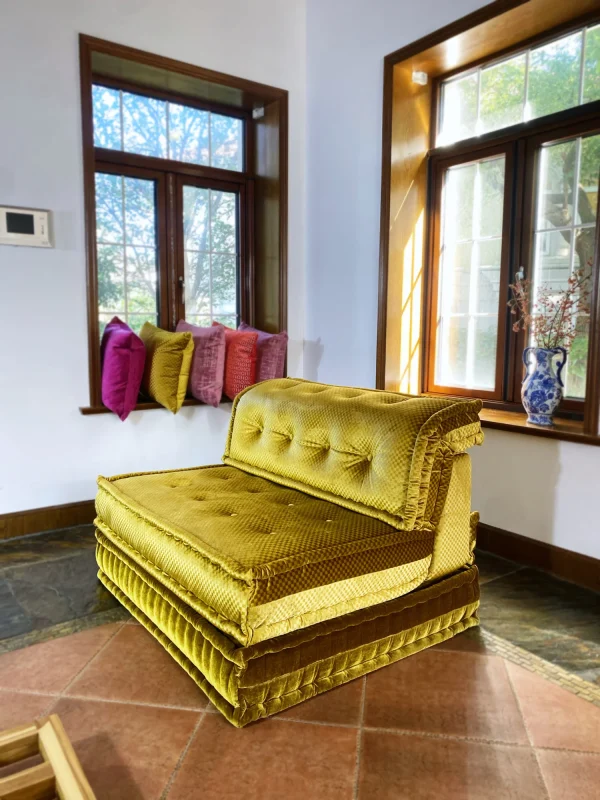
[0,714,95,800]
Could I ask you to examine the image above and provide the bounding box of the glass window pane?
[92,85,121,150]
[578,133,600,224]
[122,91,167,158]
[480,54,526,133]
[168,103,209,165]
[210,191,237,253]
[184,315,212,327]
[214,314,237,327]
[183,187,209,251]
[183,187,239,325]
[126,314,158,335]
[211,256,237,314]
[95,173,124,244]
[527,32,583,120]
[473,316,499,390]
[476,239,502,314]
[124,177,156,247]
[184,252,211,316]
[125,246,158,313]
[435,155,505,391]
[97,244,124,314]
[583,24,600,104]
[479,158,506,237]
[437,316,468,387]
[536,140,577,231]
[444,163,476,242]
[95,173,159,333]
[443,242,472,315]
[439,73,478,145]
[210,114,243,171]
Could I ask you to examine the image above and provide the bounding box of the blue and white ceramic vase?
[522,346,567,426]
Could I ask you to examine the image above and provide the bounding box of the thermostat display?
[0,206,52,247]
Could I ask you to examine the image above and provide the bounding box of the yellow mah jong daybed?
[95,378,484,727]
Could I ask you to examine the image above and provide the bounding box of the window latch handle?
[178,276,185,303]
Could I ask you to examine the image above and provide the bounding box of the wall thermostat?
[0,206,52,248]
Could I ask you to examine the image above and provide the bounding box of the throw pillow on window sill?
[140,322,194,413]
[100,317,146,422]
[176,320,226,407]
[238,322,288,381]
[212,322,258,400]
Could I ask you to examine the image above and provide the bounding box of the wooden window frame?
[424,79,600,416]
[425,142,515,401]
[377,1,600,444]
[79,34,288,413]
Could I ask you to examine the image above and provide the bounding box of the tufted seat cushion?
[95,465,435,646]
[223,378,483,532]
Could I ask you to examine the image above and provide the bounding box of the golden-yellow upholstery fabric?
[96,533,480,727]
[95,466,435,645]
[139,322,194,413]
[94,378,483,724]
[223,378,483,531]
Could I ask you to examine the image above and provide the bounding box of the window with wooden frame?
[79,35,288,413]
[425,19,600,416]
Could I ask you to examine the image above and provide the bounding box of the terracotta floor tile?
[358,730,547,800]
[506,662,600,752]
[168,712,357,800]
[0,623,121,694]
[50,697,200,800]
[0,688,56,729]
[278,678,364,726]
[364,649,528,744]
[537,749,600,800]
[65,624,207,709]
[436,626,491,655]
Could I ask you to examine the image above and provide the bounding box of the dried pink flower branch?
[508,263,591,351]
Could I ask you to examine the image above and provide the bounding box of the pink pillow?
[176,320,226,406]
[239,322,288,381]
[100,317,146,421]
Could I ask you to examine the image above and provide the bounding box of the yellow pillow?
[140,323,194,413]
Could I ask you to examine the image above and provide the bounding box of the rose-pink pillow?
[176,320,226,406]
[239,322,288,381]
[100,317,146,421]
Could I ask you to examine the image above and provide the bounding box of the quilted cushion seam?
[240,607,479,712]
[246,559,432,639]
[96,524,249,635]
[97,483,249,578]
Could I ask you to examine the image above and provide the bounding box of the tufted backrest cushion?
[223,378,483,531]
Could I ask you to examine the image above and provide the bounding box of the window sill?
[79,397,233,415]
[480,408,600,446]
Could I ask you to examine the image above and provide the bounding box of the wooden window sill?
[480,409,600,446]
[79,397,233,415]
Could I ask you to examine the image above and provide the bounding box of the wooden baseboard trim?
[477,522,599,593]
[0,500,96,541]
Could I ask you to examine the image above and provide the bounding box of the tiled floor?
[0,527,599,797]
[0,619,598,799]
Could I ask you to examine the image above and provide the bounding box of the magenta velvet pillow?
[176,320,226,406]
[100,317,146,421]
[239,322,288,381]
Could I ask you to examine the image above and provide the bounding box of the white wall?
[0,0,306,512]
[305,0,600,559]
